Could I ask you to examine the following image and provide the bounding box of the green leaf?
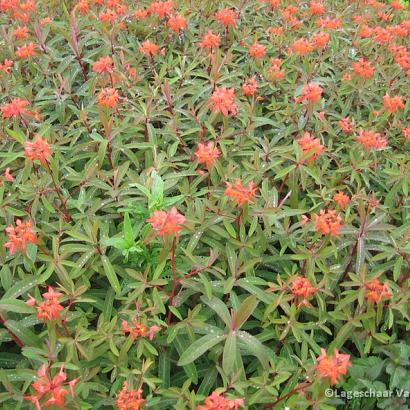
[237,330,270,369]
[0,299,34,314]
[201,296,231,328]
[178,333,225,366]
[234,295,258,330]
[222,331,237,375]
[101,255,121,295]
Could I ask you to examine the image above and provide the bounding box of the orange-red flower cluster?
[403,127,410,140]
[209,87,237,116]
[1,97,30,118]
[225,179,257,206]
[167,14,187,32]
[248,42,266,59]
[13,25,29,39]
[148,1,174,19]
[312,209,342,236]
[25,364,78,410]
[316,17,342,29]
[26,286,65,322]
[147,207,186,236]
[352,58,374,79]
[116,382,145,410]
[339,117,353,133]
[333,192,350,208]
[139,39,160,56]
[199,30,221,49]
[24,136,52,165]
[241,77,258,96]
[195,141,221,168]
[297,132,324,163]
[16,42,36,58]
[93,56,114,74]
[291,276,317,307]
[295,83,323,104]
[0,58,13,73]
[98,88,120,108]
[121,320,160,340]
[215,8,237,27]
[356,129,388,150]
[315,349,351,385]
[4,219,37,255]
[365,279,392,303]
[310,1,325,15]
[268,58,285,81]
[290,37,313,56]
[197,391,244,410]
[383,94,404,113]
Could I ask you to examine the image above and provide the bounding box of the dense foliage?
[0,0,409,409]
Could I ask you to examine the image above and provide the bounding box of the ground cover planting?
[0,0,409,409]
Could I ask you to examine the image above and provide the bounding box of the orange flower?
[241,77,258,96]
[316,17,342,29]
[16,42,36,58]
[195,141,221,168]
[116,382,145,410]
[352,58,374,79]
[248,42,266,59]
[295,83,323,103]
[339,117,353,133]
[13,26,29,39]
[383,94,404,113]
[139,40,160,56]
[310,1,325,15]
[199,30,221,50]
[391,0,406,10]
[316,349,351,385]
[209,87,237,116]
[134,8,149,19]
[4,167,14,182]
[77,0,89,14]
[40,17,52,26]
[197,391,244,410]
[121,320,147,339]
[365,278,392,303]
[35,287,65,321]
[356,129,388,150]
[98,88,120,108]
[4,219,37,255]
[311,32,330,50]
[298,132,324,163]
[1,97,30,118]
[268,59,285,80]
[312,209,342,236]
[92,56,114,74]
[215,8,237,27]
[25,364,78,410]
[99,9,117,23]
[403,127,410,140]
[268,27,283,36]
[167,14,187,32]
[265,0,280,9]
[291,276,317,299]
[24,136,52,165]
[147,207,186,237]
[148,1,174,19]
[0,59,13,73]
[333,192,350,208]
[290,37,313,56]
[225,179,257,206]
[359,24,373,38]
